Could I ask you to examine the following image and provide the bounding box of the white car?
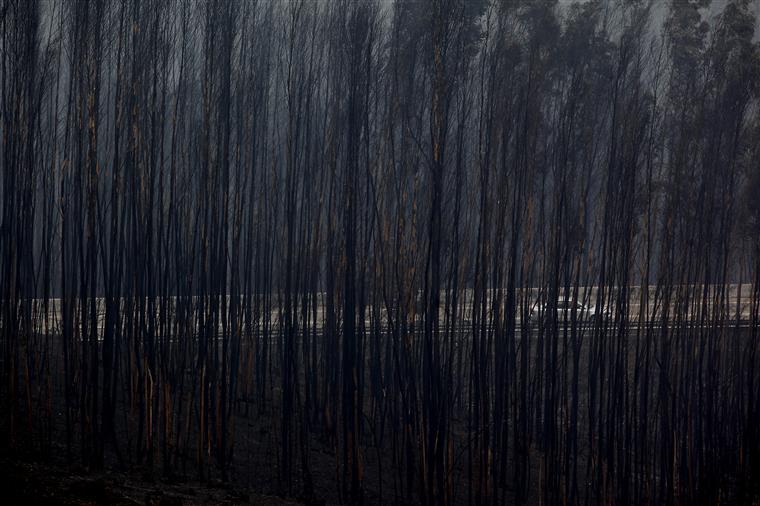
[528,298,591,324]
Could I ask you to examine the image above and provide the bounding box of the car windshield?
[557,300,579,310]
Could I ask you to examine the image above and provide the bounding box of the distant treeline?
[1,0,759,504]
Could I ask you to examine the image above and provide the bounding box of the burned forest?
[2,0,760,504]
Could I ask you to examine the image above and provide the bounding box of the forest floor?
[3,325,757,504]
[0,456,305,505]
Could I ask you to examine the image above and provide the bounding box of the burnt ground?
[2,326,759,505]
[0,456,304,506]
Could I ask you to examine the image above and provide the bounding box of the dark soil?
[0,457,304,505]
